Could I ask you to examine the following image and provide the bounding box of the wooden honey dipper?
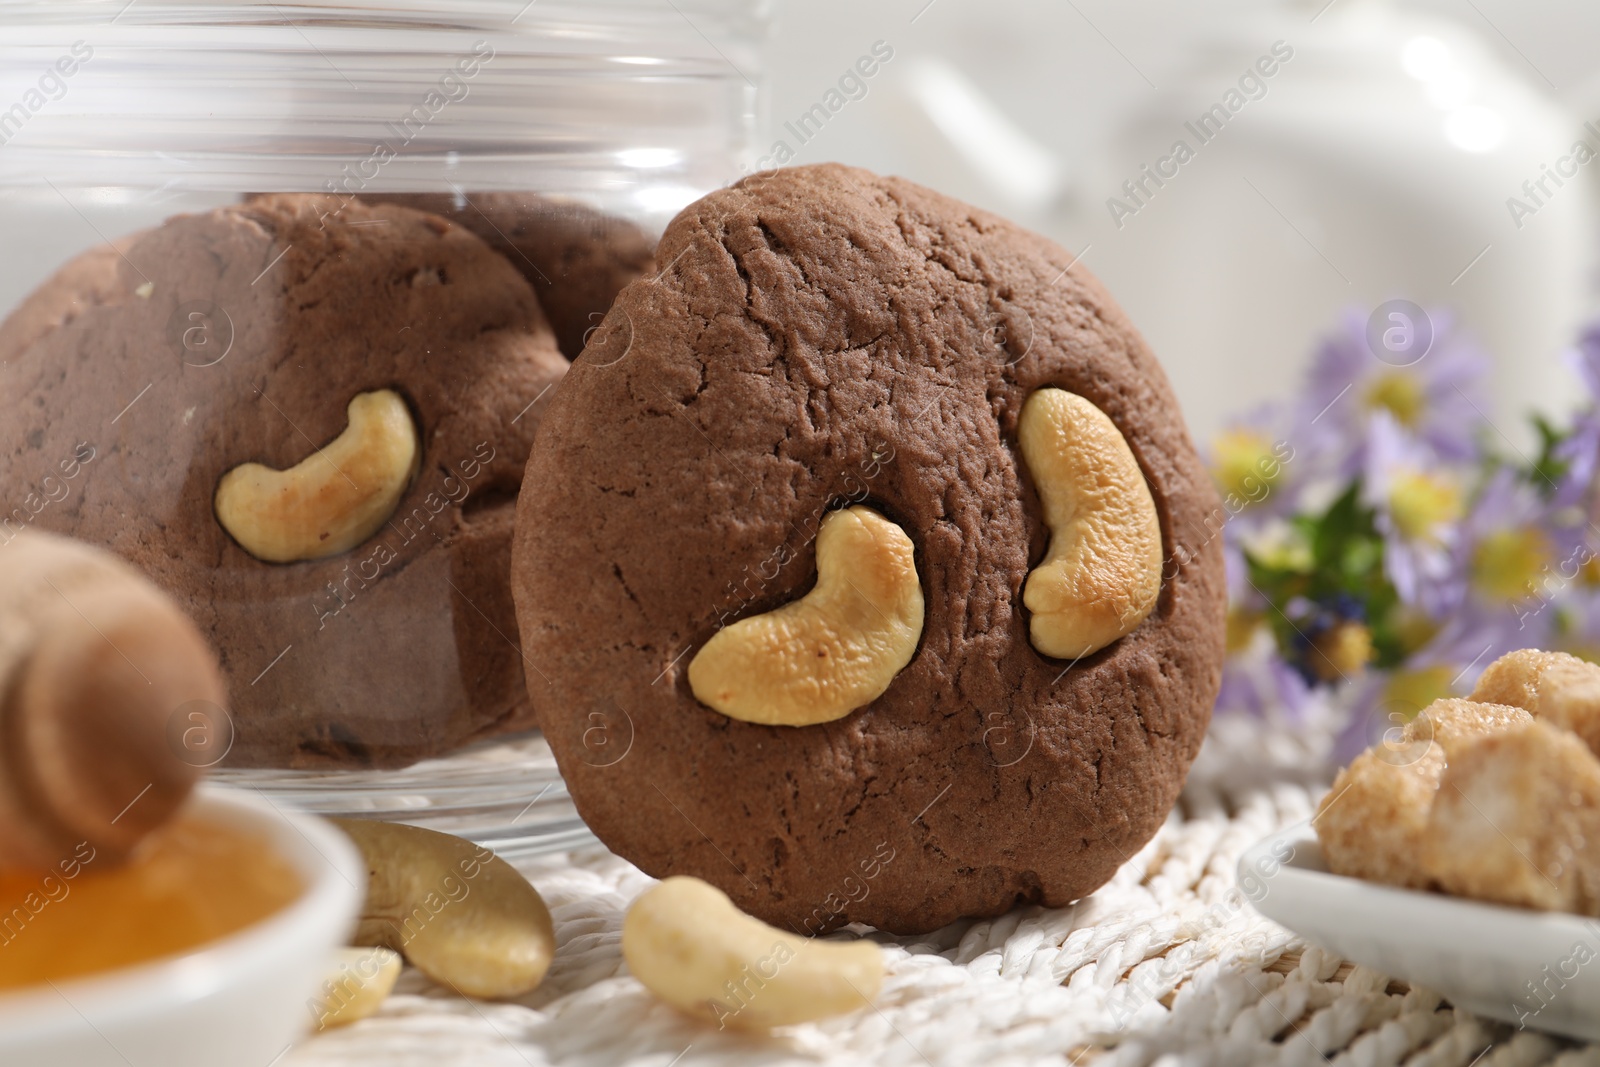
[0,530,225,872]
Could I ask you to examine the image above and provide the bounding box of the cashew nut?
[1018,388,1162,659]
[331,818,555,1000]
[622,876,883,1030]
[311,947,402,1030]
[215,389,419,563]
[687,506,923,726]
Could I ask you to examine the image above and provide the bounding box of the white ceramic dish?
[1241,823,1600,1041]
[0,783,365,1067]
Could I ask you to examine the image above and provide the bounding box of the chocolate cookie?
[511,164,1226,934]
[361,193,655,360]
[0,194,567,767]
[0,233,136,358]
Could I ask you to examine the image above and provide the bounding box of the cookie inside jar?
[0,3,757,776]
[0,192,598,766]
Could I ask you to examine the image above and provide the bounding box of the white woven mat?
[285,720,1600,1067]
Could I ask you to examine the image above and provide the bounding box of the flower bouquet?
[1212,308,1600,765]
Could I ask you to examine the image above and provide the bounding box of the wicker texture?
[287,727,1596,1066]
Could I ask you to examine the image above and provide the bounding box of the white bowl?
[1241,823,1600,1041]
[0,783,365,1067]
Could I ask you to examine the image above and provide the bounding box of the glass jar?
[0,0,765,854]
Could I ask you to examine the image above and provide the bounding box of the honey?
[0,814,303,990]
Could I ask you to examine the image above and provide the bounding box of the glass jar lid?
[0,0,765,219]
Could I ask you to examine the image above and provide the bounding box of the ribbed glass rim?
[0,0,768,32]
[0,0,767,209]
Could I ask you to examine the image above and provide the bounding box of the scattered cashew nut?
[311,946,402,1030]
[688,505,924,726]
[1018,388,1163,659]
[332,818,555,1000]
[215,389,419,563]
[623,876,884,1030]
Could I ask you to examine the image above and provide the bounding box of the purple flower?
[1214,305,1600,756]
[1222,539,1252,602]
[1206,403,1307,534]
[1217,542,1302,716]
[1329,672,1389,768]
[1555,325,1600,509]
[1421,608,1547,690]
[1302,307,1489,480]
[1552,588,1600,662]
[1361,412,1466,612]
[1216,642,1321,723]
[1328,612,1533,767]
[1458,466,1584,623]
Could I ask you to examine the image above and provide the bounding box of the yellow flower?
[1226,607,1264,654]
[1390,608,1441,657]
[1386,470,1463,544]
[1364,371,1427,428]
[1251,526,1313,572]
[1209,428,1283,507]
[1381,665,1456,720]
[1470,527,1554,603]
[1309,621,1374,682]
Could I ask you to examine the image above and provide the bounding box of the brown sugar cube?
[1423,721,1600,914]
[1403,697,1532,758]
[1470,650,1600,757]
[1315,743,1446,889]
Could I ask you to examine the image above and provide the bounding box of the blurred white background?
[7,0,1596,450]
[758,0,1600,447]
